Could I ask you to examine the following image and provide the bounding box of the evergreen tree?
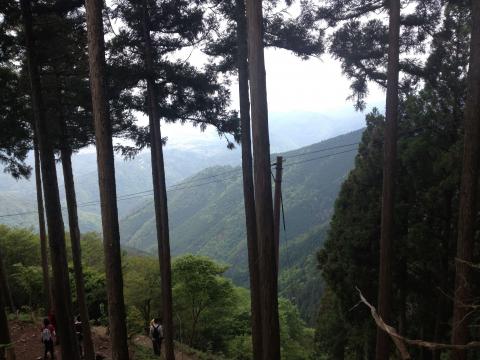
[245,0,281,357]
[204,2,322,357]
[451,1,480,358]
[109,1,239,356]
[316,3,477,359]
[84,0,130,358]
[19,0,81,358]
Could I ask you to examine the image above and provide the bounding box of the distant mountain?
[120,129,363,322]
[0,111,364,233]
[0,145,239,232]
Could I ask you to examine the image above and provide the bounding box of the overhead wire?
[0,142,360,218]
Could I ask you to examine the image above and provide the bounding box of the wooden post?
[245,0,281,357]
[273,156,283,278]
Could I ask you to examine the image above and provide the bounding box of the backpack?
[152,324,163,340]
[42,327,52,342]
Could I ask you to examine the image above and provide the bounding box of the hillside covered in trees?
[2,0,480,359]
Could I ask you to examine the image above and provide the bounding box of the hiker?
[48,309,59,345]
[149,317,164,356]
[74,315,84,358]
[41,318,56,359]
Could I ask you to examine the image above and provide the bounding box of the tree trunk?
[141,3,175,360]
[61,148,96,360]
[235,0,263,358]
[375,0,400,359]
[245,0,281,358]
[0,249,15,360]
[273,156,283,277]
[34,138,52,314]
[84,1,130,359]
[20,1,80,359]
[450,2,480,359]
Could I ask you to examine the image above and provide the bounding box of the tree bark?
[84,0,130,359]
[235,0,263,358]
[245,0,281,358]
[375,0,400,359]
[450,2,480,359]
[20,1,80,359]
[141,3,175,359]
[34,138,52,314]
[273,156,283,277]
[0,248,15,360]
[61,148,96,360]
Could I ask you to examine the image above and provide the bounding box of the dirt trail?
[9,320,194,360]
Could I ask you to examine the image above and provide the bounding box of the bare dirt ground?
[9,320,193,360]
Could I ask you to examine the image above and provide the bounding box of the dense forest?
[2,0,480,359]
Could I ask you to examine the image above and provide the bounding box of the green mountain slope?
[120,130,363,321]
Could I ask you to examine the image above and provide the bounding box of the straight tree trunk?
[273,156,283,276]
[20,1,80,359]
[450,2,480,359]
[84,0,130,358]
[34,138,52,314]
[235,0,263,358]
[141,4,175,359]
[61,148,96,360]
[375,0,400,359]
[245,0,281,358]
[0,248,15,360]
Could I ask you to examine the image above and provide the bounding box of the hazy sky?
[158,48,386,149]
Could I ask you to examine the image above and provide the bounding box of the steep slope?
[120,130,363,319]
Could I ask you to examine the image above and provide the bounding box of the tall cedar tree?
[110,1,239,356]
[317,3,474,358]
[34,10,97,358]
[33,139,52,313]
[140,0,175,356]
[315,1,441,357]
[19,0,81,359]
[376,0,400,358]
[203,1,322,357]
[235,1,262,357]
[245,0,281,358]
[84,0,130,358]
[451,1,480,359]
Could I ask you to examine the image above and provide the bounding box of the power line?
[0,144,360,218]
[282,148,358,167]
[280,142,359,160]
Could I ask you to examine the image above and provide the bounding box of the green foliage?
[9,264,43,308]
[123,255,161,332]
[121,130,362,320]
[315,4,480,358]
[172,254,238,352]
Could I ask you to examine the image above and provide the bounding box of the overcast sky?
[157,47,386,150]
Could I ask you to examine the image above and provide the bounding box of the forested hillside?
[120,130,362,321]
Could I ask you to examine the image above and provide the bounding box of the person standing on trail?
[149,317,164,356]
[41,318,56,359]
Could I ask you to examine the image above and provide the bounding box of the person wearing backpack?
[149,317,164,356]
[41,318,56,359]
